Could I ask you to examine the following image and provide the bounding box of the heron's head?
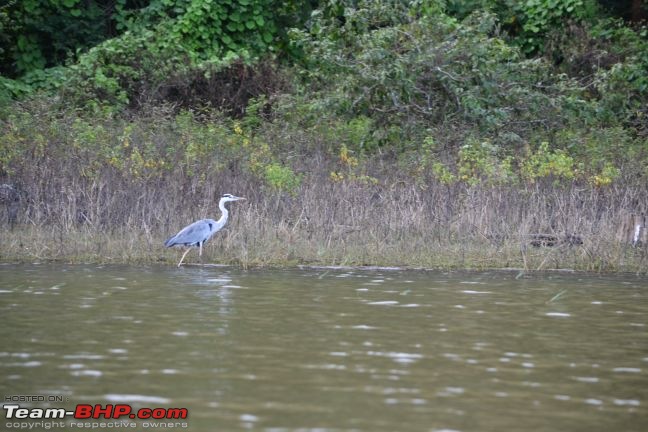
[221,193,245,203]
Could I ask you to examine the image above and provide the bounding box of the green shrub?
[292,6,592,147]
[521,141,576,183]
[458,139,515,185]
[519,0,599,54]
[264,163,302,193]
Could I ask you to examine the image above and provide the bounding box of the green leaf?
[262,31,273,43]
[245,20,256,30]
[254,15,265,26]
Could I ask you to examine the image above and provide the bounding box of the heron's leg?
[178,248,192,267]
[199,242,203,257]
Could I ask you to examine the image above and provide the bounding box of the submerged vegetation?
[1,0,647,272]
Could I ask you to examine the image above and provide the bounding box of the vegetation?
[1,0,647,272]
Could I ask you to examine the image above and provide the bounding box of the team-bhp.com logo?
[4,403,188,429]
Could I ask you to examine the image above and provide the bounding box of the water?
[1,264,647,431]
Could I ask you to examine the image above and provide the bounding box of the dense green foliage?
[0,0,112,77]
[0,0,311,108]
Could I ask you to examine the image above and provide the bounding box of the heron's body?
[164,218,221,248]
[165,194,244,266]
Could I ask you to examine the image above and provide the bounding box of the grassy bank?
[2,163,646,272]
[3,224,646,273]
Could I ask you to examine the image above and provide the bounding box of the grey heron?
[164,193,245,267]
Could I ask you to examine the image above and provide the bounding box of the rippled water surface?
[1,264,647,431]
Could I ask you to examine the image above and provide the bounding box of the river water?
[1,264,647,431]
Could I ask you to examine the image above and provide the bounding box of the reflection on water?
[1,264,647,431]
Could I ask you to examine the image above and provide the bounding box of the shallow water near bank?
[1,264,647,431]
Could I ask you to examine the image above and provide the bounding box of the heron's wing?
[165,219,213,247]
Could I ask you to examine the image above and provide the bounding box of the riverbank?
[1,102,646,276]
[2,214,646,273]
[2,116,646,273]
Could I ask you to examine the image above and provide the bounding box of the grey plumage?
[164,218,221,248]
[165,194,245,266]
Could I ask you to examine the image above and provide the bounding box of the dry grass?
[2,178,646,273]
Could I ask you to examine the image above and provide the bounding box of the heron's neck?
[217,199,229,225]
